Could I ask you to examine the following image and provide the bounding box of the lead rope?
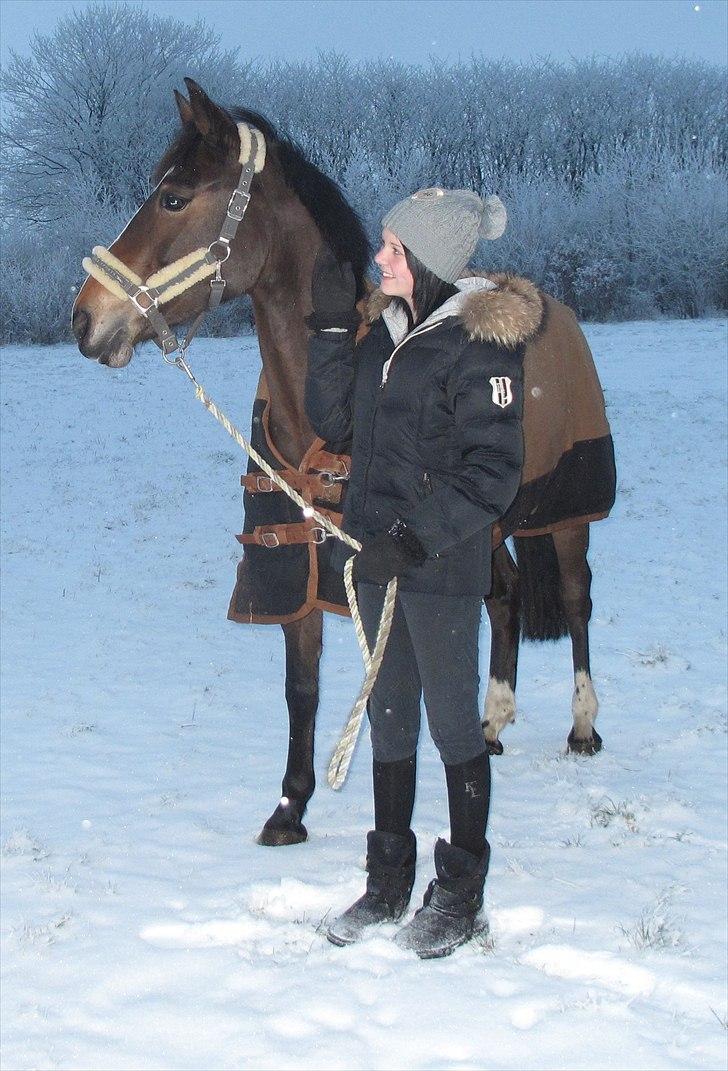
[169,353,396,789]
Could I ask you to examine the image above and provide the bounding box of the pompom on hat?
[382,187,507,283]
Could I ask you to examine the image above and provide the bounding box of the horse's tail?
[514,534,569,641]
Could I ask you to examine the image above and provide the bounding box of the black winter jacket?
[305,278,525,595]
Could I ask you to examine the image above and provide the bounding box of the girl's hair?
[393,245,459,328]
[406,246,458,325]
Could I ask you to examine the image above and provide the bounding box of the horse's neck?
[250,203,320,469]
[250,292,313,468]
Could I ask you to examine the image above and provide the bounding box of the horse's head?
[72,80,271,366]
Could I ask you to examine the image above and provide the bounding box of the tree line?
[1,3,725,343]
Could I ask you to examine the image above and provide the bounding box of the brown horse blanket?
[228,274,616,624]
[489,276,616,539]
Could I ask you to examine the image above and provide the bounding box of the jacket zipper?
[380,320,444,387]
[362,321,444,520]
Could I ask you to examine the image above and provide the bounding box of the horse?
[72,80,616,847]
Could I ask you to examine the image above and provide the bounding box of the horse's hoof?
[567,727,603,755]
[485,738,504,756]
[257,800,308,846]
[257,824,308,847]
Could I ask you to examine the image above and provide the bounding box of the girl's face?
[374,228,415,309]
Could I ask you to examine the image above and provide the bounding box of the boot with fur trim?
[394,838,489,959]
[327,829,417,946]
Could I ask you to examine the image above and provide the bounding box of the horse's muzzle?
[72,306,134,367]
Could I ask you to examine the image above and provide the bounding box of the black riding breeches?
[356,583,485,766]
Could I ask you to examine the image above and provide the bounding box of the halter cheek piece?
[81,123,266,357]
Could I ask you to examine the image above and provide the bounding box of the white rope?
[327,558,397,789]
[172,355,396,789]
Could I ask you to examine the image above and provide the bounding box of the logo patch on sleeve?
[489,376,513,408]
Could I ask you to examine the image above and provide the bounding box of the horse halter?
[81,123,266,357]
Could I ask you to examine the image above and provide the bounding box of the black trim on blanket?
[501,434,617,538]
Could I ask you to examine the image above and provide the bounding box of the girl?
[306,187,524,958]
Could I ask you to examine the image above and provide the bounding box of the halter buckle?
[227,189,251,221]
[311,527,328,544]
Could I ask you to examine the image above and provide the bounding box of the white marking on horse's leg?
[572,669,598,738]
[483,677,516,744]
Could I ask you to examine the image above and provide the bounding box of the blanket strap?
[237,516,342,547]
[240,471,344,505]
[307,449,351,478]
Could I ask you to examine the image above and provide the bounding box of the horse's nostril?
[72,308,90,343]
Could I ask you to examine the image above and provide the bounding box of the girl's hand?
[308,244,360,332]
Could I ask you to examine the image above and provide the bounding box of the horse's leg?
[482,542,520,755]
[552,524,603,755]
[258,609,323,846]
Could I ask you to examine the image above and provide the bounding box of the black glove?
[352,521,428,585]
[307,243,360,333]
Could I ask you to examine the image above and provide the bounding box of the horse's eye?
[160,192,190,212]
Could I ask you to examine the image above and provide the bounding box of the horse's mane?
[155,106,371,299]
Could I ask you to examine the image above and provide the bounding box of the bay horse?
[72,80,616,846]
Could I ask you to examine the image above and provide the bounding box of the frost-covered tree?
[1,2,244,223]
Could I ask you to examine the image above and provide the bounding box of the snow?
[1,318,727,1071]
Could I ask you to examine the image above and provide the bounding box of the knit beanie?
[382,187,507,283]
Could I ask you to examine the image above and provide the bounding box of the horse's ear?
[174,89,194,128]
[183,77,238,159]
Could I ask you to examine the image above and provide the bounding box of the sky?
[0,0,726,67]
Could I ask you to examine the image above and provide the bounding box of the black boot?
[326,829,417,946]
[394,838,489,959]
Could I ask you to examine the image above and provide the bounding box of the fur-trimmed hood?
[365,272,544,350]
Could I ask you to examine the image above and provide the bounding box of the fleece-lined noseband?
[81,123,266,357]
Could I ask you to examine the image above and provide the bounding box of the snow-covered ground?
[1,319,726,1071]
